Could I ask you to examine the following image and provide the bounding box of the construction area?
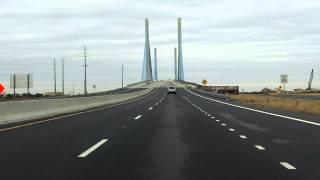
[194,69,319,115]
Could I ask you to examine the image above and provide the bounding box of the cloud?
[0,0,319,93]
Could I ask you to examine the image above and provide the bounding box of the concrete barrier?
[173,81,230,100]
[0,87,155,125]
[191,88,230,100]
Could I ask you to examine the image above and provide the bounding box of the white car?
[167,86,176,94]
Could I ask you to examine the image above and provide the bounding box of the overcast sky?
[0,0,319,94]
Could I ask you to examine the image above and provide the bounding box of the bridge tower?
[177,17,184,81]
[153,48,158,80]
[141,18,153,81]
[174,47,177,80]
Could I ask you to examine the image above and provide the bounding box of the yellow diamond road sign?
[202,79,208,86]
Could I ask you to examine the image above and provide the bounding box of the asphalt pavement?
[0,85,319,180]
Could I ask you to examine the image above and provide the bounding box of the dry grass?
[270,93,320,97]
[230,94,320,115]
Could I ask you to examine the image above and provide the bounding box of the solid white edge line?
[184,87,320,127]
[134,115,142,119]
[254,145,266,150]
[78,139,108,158]
[280,162,296,170]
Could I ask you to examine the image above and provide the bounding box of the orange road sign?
[0,83,5,94]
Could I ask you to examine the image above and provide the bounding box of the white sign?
[10,74,33,88]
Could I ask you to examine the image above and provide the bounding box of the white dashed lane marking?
[134,115,142,120]
[78,139,108,158]
[148,107,153,110]
[254,145,266,151]
[239,135,247,139]
[280,162,296,170]
[183,95,297,172]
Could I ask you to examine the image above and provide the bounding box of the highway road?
[0,84,320,180]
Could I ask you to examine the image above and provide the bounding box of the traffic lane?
[48,89,169,180]
[0,88,166,180]
[186,88,320,124]
[180,88,320,178]
[68,89,294,180]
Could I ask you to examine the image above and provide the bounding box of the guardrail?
[0,87,155,125]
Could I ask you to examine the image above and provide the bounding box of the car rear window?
[169,87,175,89]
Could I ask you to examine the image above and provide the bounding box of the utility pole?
[54,57,57,96]
[72,82,75,96]
[83,46,88,95]
[62,57,64,95]
[27,74,30,94]
[121,63,124,89]
[307,69,314,90]
[13,74,16,95]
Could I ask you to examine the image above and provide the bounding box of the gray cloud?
[0,0,319,93]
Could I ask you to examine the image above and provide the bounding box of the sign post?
[92,85,96,93]
[280,74,288,91]
[10,74,33,94]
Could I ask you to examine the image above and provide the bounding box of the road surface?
[0,85,319,180]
